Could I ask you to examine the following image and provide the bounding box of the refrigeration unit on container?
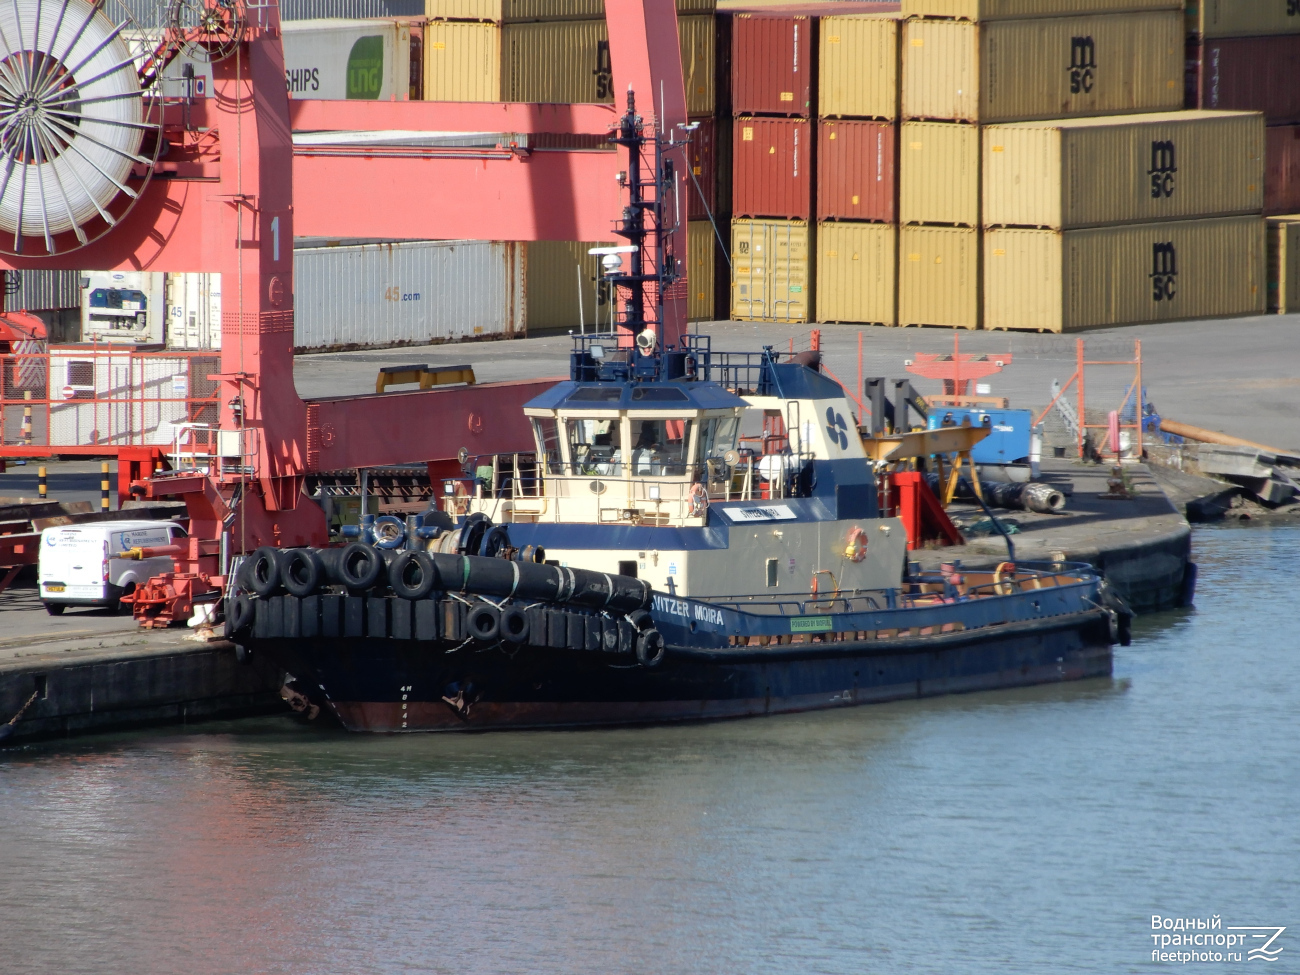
[983,111,1264,230]
[818,120,897,223]
[898,225,980,328]
[423,0,714,22]
[282,19,414,100]
[293,240,524,352]
[732,117,812,219]
[81,272,166,345]
[165,274,222,351]
[1186,0,1300,39]
[731,219,812,323]
[816,221,896,325]
[818,14,900,121]
[1266,216,1300,313]
[900,121,978,227]
[730,13,814,117]
[1185,35,1300,125]
[1266,126,1300,216]
[984,215,1265,332]
[901,11,1183,124]
[525,240,616,331]
[900,0,1180,18]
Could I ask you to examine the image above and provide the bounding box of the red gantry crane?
[0,0,689,614]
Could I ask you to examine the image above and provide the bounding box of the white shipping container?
[292,239,524,351]
[283,19,412,100]
[81,272,166,345]
[166,273,223,351]
[126,20,412,101]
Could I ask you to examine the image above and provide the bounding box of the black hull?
[250,610,1114,732]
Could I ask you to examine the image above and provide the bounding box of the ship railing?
[705,563,1095,617]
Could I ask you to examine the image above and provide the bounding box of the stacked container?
[898,0,1185,329]
[730,12,815,322]
[815,14,900,325]
[1183,3,1300,216]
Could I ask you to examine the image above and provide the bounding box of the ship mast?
[606,88,679,354]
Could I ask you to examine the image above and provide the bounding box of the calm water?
[1,524,1296,975]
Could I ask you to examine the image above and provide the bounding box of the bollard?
[38,465,47,499]
[101,461,110,511]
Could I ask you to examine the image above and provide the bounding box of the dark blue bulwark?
[525,380,748,413]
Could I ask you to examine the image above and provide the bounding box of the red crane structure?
[0,0,689,599]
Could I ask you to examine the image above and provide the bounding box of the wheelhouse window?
[531,417,562,475]
[629,418,692,476]
[565,416,623,474]
[696,415,740,464]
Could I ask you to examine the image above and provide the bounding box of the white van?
[38,521,185,615]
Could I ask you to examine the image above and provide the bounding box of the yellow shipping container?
[1266,216,1300,314]
[984,111,1263,230]
[426,0,713,23]
[816,221,896,325]
[526,240,615,330]
[425,20,501,100]
[688,220,717,321]
[898,225,980,328]
[984,216,1265,332]
[1187,1,1300,39]
[678,14,716,117]
[901,0,1180,19]
[504,19,611,103]
[436,17,711,108]
[902,11,1183,124]
[900,121,978,227]
[819,14,900,120]
[732,219,812,323]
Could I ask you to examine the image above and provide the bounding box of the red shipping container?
[731,14,814,117]
[1186,35,1300,125]
[817,120,895,222]
[1266,125,1300,215]
[732,116,812,219]
[685,116,718,221]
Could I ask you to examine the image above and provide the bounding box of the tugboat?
[226,93,1123,732]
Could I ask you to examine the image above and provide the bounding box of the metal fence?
[1,348,221,454]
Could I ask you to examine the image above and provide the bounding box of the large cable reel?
[0,0,164,256]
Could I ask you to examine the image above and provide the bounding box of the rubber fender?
[337,542,384,593]
[281,549,323,598]
[248,546,283,597]
[601,617,620,653]
[584,615,603,652]
[389,550,438,600]
[636,628,666,668]
[500,606,529,643]
[618,618,637,655]
[373,514,407,550]
[628,609,653,630]
[467,601,501,642]
[227,592,255,637]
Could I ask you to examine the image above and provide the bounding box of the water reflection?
[2,525,1296,975]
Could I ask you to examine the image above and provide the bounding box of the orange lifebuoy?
[688,482,709,516]
[844,527,869,563]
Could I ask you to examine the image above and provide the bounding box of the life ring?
[844,527,869,563]
[993,561,1016,595]
[688,482,709,517]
